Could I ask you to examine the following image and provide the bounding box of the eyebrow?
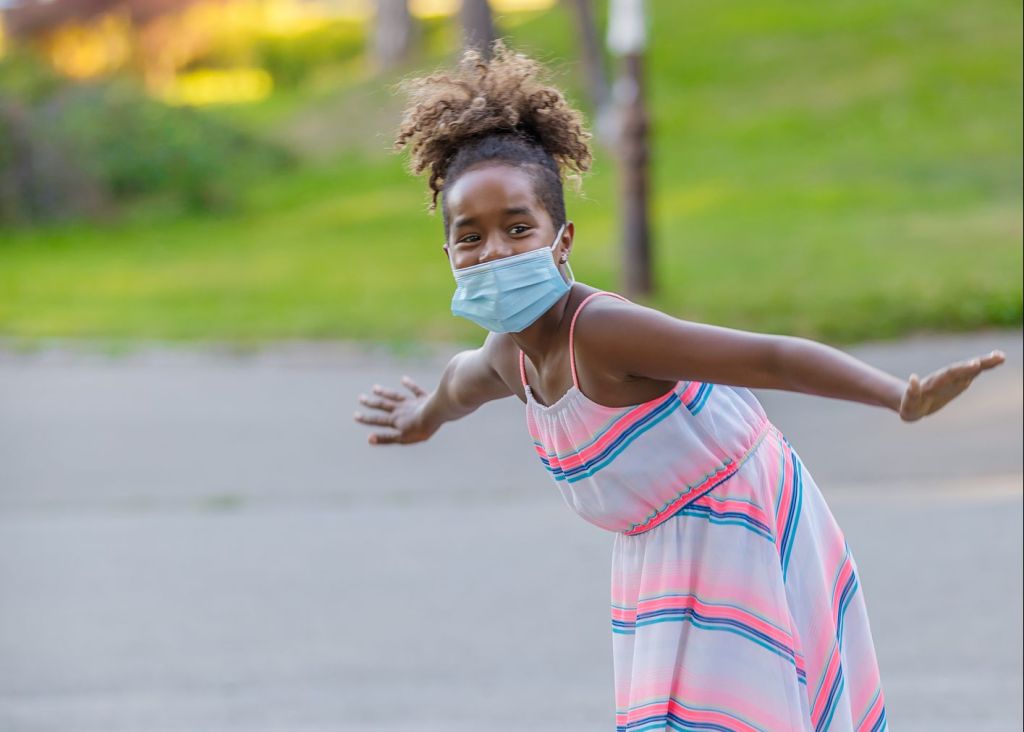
[453,206,535,229]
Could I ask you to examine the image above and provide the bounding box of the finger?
[372,384,406,401]
[978,350,1006,369]
[953,354,1000,386]
[368,432,401,445]
[401,375,427,397]
[353,411,396,427]
[358,394,396,412]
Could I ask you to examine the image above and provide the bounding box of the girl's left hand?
[899,349,1006,422]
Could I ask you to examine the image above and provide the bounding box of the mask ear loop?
[445,242,458,274]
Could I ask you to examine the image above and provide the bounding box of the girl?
[353,41,1004,731]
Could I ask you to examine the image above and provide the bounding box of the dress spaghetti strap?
[518,290,630,392]
[569,291,629,388]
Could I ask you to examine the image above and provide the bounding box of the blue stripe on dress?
[539,392,682,482]
[871,710,888,732]
[856,687,886,732]
[672,504,775,542]
[685,382,714,415]
[618,699,768,732]
[812,548,863,732]
[532,387,683,461]
[612,593,791,633]
[779,446,804,580]
[612,609,802,674]
[816,673,846,732]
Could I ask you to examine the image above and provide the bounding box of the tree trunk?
[607,0,653,297]
[615,52,653,297]
[459,0,496,59]
[373,0,418,74]
[566,0,613,145]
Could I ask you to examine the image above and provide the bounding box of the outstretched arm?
[354,332,514,445]
[588,300,1005,421]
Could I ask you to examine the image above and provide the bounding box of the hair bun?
[392,39,592,210]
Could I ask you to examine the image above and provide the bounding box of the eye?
[510,224,530,234]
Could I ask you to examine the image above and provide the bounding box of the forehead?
[446,164,540,222]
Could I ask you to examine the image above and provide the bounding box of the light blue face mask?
[449,222,573,333]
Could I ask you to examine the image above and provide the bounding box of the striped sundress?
[519,290,888,732]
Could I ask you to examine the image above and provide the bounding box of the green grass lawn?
[1,0,1020,349]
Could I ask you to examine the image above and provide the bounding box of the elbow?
[446,350,484,413]
[445,352,473,411]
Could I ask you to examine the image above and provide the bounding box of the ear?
[559,221,574,262]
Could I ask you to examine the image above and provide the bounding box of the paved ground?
[0,329,1021,731]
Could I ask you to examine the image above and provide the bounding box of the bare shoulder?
[570,290,653,376]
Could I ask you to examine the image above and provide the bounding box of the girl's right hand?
[354,376,437,445]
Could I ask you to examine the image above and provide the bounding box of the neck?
[508,283,576,365]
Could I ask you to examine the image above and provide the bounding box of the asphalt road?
[1,329,1021,731]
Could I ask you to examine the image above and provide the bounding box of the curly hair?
[392,39,593,240]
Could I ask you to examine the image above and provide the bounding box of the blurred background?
[0,1,1021,731]
[0,0,1020,344]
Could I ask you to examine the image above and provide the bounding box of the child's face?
[443,164,568,270]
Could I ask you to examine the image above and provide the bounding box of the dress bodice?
[521,291,773,534]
